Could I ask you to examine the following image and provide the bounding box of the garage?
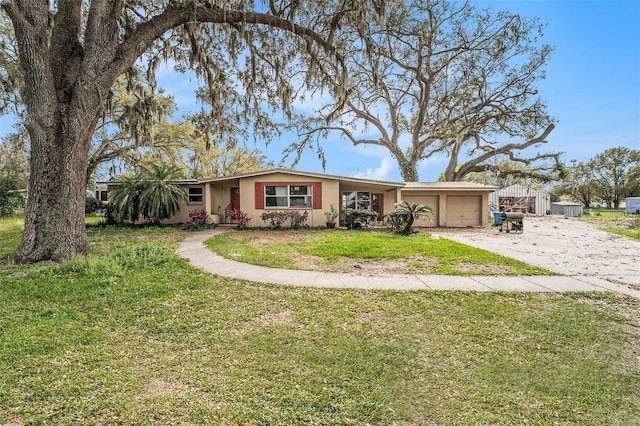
[445,195,482,227]
[402,194,439,227]
[400,182,497,227]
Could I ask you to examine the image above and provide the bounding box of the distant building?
[489,184,550,215]
[626,197,640,214]
[551,201,583,217]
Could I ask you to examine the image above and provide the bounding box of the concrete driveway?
[437,216,640,290]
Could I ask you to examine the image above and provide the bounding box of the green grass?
[580,208,626,220]
[600,226,640,239]
[0,215,109,260]
[1,222,639,424]
[0,215,24,260]
[207,229,553,275]
[578,209,640,239]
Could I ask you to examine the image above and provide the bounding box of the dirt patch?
[146,378,187,398]
[290,253,442,275]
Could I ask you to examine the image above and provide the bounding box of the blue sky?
[1,0,638,183]
[159,0,640,182]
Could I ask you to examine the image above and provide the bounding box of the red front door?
[372,193,384,220]
[230,187,240,211]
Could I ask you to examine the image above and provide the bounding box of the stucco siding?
[401,194,439,227]
[239,172,339,227]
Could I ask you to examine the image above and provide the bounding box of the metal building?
[488,184,551,215]
[551,201,584,217]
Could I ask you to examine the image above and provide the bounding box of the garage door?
[402,195,439,227]
[445,195,482,227]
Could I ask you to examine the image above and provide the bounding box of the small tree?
[589,147,640,209]
[387,201,432,235]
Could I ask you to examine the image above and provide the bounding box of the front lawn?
[207,229,553,275]
[1,223,639,424]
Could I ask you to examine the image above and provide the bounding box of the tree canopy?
[557,147,640,208]
[286,0,560,181]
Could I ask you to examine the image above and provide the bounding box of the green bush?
[85,196,104,215]
[0,177,24,216]
[344,209,378,229]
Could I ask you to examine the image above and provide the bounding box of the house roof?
[495,184,548,195]
[99,168,498,192]
[197,168,406,188]
[402,181,499,191]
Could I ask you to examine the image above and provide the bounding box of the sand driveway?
[438,216,640,289]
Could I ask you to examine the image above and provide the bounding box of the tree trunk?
[5,0,107,262]
[400,163,419,182]
[15,116,95,263]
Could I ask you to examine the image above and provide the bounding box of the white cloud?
[352,156,397,181]
[417,154,449,182]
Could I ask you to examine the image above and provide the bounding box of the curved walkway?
[176,229,640,298]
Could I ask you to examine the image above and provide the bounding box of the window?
[188,186,203,204]
[342,191,371,210]
[95,190,108,202]
[265,184,312,208]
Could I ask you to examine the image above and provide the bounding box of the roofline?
[402,183,499,191]
[97,168,498,191]
[196,168,406,187]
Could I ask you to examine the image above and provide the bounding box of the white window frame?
[342,191,371,210]
[265,184,312,208]
[188,186,204,204]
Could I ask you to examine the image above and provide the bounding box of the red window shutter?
[255,183,265,209]
[312,182,322,209]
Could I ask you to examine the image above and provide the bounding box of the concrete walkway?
[176,229,640,298]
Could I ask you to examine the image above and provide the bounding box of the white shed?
[489,184,550,215]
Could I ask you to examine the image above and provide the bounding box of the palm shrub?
[109,163,187,225]
[138,163,187,224]
[108,175,143,223]
[386,201,432,235]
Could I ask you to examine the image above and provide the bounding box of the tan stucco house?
[101,168,497,227]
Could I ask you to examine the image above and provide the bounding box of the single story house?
[100,168,498,228]
[488,184,551,215]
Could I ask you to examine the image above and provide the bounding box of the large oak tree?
[288,0,561,182]
[1,0,354,262]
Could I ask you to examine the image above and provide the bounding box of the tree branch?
[111,4,343,84]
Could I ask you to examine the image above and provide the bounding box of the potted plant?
[324,203,339,228]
